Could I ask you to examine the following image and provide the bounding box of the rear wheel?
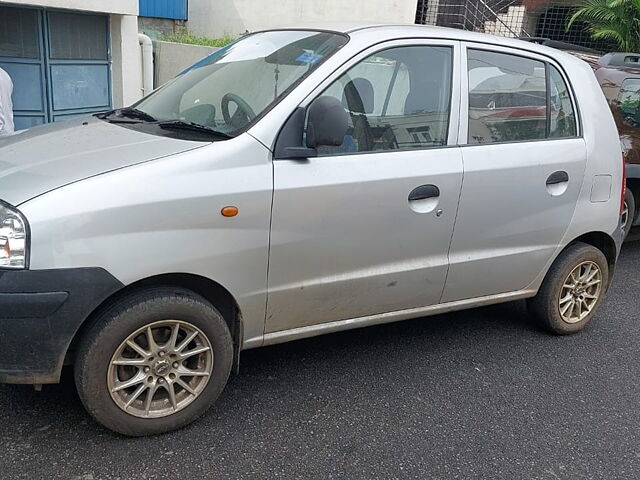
[529,242,609,335]
[74,288,233,436]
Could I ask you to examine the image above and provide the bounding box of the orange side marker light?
[221,206,239,217]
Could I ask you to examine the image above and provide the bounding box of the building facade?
[0,0,142,130]
[138,0,418,38]
[416,0,613,52]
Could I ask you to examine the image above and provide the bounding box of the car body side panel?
[20,134,273,344]
[442,139,587,302]
[266,148,463,332]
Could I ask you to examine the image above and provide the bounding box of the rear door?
[266,40,463,333]
[442,44,585,302]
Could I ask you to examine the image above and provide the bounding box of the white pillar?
[111,14,143,108]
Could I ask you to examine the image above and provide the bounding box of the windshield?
[133,30,348,135]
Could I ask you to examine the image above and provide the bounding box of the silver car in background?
[0,24,624,435]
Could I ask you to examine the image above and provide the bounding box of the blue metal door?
[0,6,48,129]
[139,0,188,20]
[0,5,111,129]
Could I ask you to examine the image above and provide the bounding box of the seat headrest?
[342,77,374,114]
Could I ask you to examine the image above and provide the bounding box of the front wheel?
[74,288,233,436]
[528,242,609,335]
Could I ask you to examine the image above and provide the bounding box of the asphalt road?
[1,241,640,480]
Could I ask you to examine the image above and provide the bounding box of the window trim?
[459,41,582,147]
[280,38,461,159]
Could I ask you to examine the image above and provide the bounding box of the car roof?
[264,23,581,64]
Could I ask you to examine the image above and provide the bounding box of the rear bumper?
[0,268,123,384]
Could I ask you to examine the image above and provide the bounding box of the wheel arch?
[67,273,243,373]
[566,231,617,285]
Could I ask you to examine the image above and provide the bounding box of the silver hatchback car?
[0,24,624,435]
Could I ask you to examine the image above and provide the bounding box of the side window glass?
[468,49,546,144]
[549,66,577,138]
[618,78,640,127]
[315,45,453,156]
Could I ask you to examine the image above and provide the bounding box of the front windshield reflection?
[133,30,348,135]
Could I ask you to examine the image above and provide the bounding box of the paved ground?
[1,240,640,479]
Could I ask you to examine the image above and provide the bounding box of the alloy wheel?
[107,320,213,418]
[558,261,603,324]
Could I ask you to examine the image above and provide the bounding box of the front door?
[266,41,463,332]
[442,44,585,302]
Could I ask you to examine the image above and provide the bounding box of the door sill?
[242,289,536,349]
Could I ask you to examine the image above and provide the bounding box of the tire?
[528,242,609,335]
[622,187,636,240]
[74,287,233,436]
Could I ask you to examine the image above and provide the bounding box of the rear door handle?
[546,171,569,186]
[408,184,440,201]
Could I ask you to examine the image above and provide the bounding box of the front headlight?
[0,201,29,269]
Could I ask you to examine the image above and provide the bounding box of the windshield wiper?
[116,107,157,122]
[157,120,234,139]
[98,107,157,123]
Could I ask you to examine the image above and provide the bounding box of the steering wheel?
[221,93,257,130]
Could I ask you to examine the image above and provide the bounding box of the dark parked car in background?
[591,53,640,236]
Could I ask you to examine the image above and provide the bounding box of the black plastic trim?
[0,268,124,384]
[0,292,69,319]
[274,107,315,159]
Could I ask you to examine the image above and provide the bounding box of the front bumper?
[0,268,123,384]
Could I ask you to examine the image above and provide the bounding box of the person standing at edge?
[0,66,14,136]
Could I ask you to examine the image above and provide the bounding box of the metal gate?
[0,5,111,130]
[415,0,614,52]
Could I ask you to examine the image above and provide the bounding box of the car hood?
[0,116,208,205]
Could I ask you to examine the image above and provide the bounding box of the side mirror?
[306,96,349,148]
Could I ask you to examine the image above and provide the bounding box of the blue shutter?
[139,0,188,20]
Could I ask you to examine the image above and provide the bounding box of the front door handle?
[546,171,569,186]
[408,184,440,202]
[408,184,440,214]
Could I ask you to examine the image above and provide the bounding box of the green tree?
[568,0,640,51]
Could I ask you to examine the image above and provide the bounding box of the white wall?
[2,0,137,15]
[111,14,143,108]
[187,0,417,37]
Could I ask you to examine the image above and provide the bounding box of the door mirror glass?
[306,96,349,148]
